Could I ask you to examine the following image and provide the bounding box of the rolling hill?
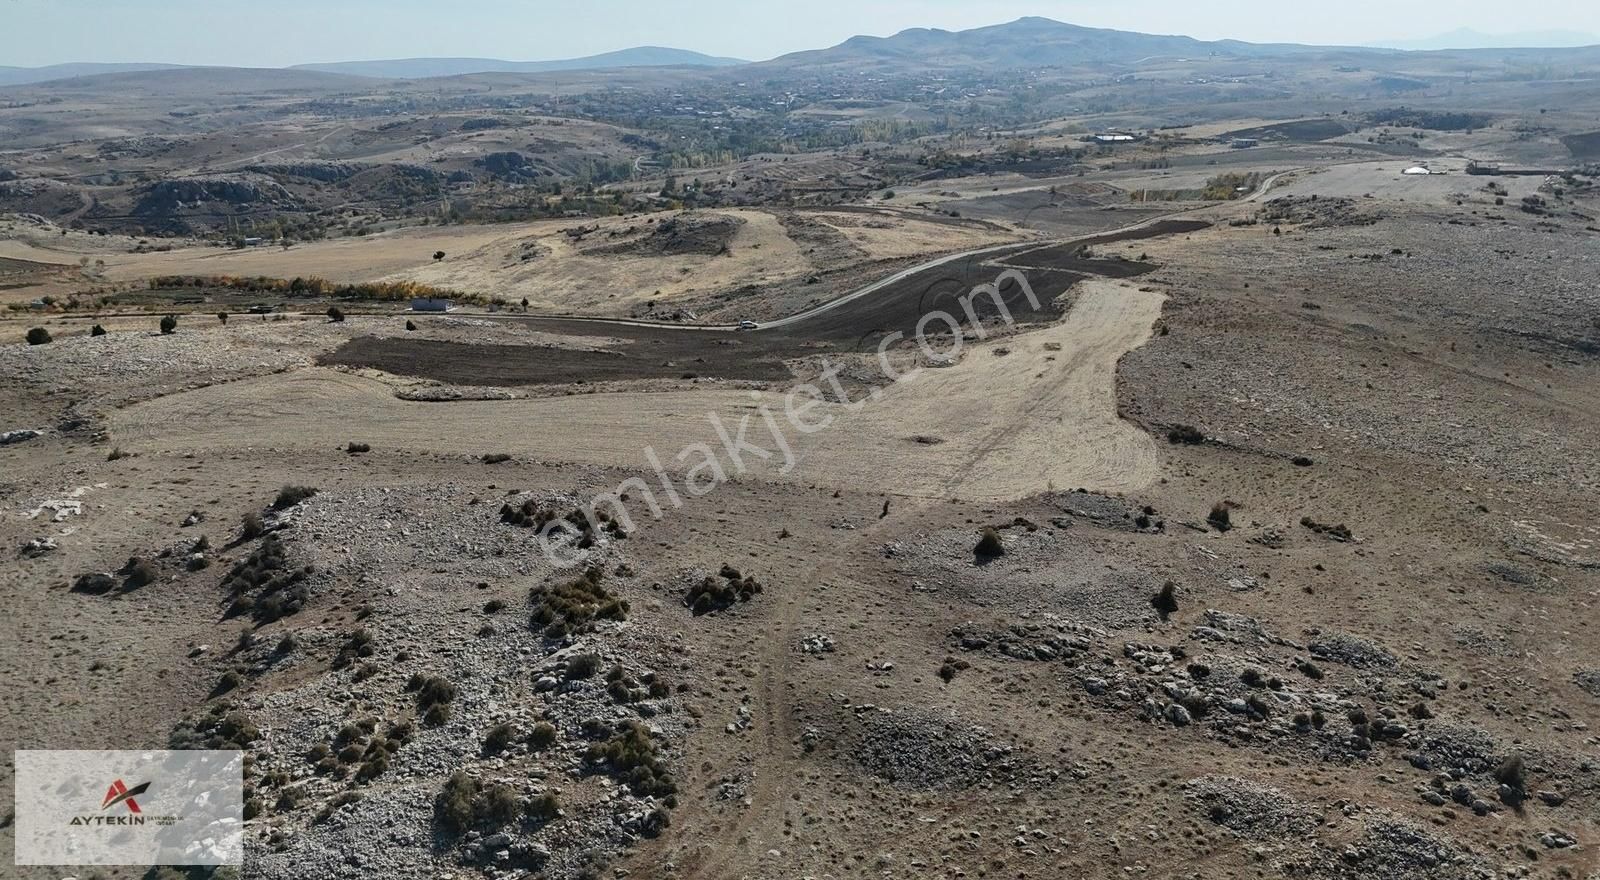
[0,62,189,87]
[291,46,746,79]
[751,16,1350,71]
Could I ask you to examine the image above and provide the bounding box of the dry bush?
[974,527,1005,558]
[272,485,318,510]
[1208,503,1233,532]
[221,534,310,622]
[584,721,676,799]
[685,565,764,615]
[529,567,628,637]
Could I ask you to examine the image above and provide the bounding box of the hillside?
[754,16,1340,71]
[0,62,189,87]
[292,46,747,78]
[5,66,381,95]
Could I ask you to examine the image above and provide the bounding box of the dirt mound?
[1185,776,1320,838]
[1260,195,1377,228]
[587,212,744,257]
[1316,816,1490,880]
[850,708,1027,790]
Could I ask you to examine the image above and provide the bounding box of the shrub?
[483,722,515,754]
[169,706,260,751]
[410,673,456,725]
[221,534,309,622]
[435,774,523,833]
[387,719,414,747]
[1151,581,1179,618]
[25,327,52,345]
[974,527,1005,558]
[477,783,520,827]
[121,556,158,589]
[529,567,628,636]
[240,510,265,539]
[583,722,676,798]
[526,792,559,821]
[684,567,764,616]
[91,324,107,336]
[1494,755,1526,790]
[1166,424,1205,445]
[481,453,512,464]
[106,447,129,461]
[347,442,370,454]
[938,656,970,683]
[213,670,244,695]
[434,772,478,832]
[272,485,318,510]
[327,306,345,322]
[356,749,389,782]
[482,598,505,614]
[433,251,446,261]
[159,314,177,334]
[332,628,375,669]
[566,653,602,679]
[528,721,558,750]
[1207,503,1233,532]
[218,312,229,325]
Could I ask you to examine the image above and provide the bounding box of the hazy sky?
[3,0,1597,67]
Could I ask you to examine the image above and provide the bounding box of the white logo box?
[14,750,243,866]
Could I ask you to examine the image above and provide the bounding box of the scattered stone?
[21,537,58,557]
[800,634,836,654]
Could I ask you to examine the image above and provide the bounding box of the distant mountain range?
[4,18,1599,90]
[0,62,188,87]
[0,46,743,87]
[752,17,1368,72]
[1375,28,1600,51]
[290,47,746,79]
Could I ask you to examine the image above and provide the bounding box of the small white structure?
[410,297,453,313]
[1402,165,1434,175]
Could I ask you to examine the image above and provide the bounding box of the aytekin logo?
[103,779,149,813]
[69,777,178,827]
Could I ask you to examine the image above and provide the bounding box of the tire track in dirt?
[660,281,1168,879]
